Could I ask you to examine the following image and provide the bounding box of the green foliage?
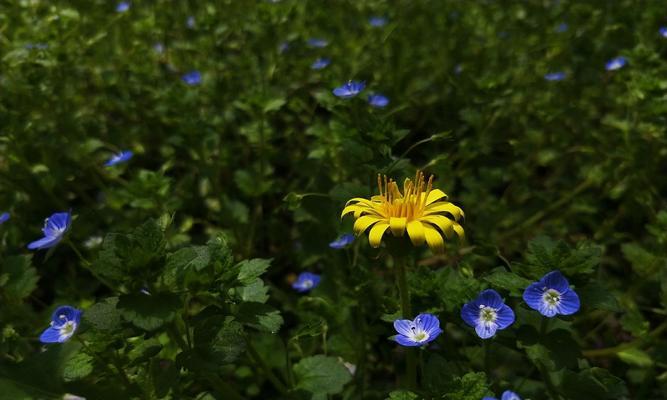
[1,0,667,399]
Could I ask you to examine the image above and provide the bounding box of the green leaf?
[0,255,38,301]
[561,368,628,400]
[617,348,653,367]
[118,293,180,331]
[263,97,286,113]
[84,297,121,331]
[235,278,269,303]
[167,245,211,272]
[294,355,352,396]
[128,338,163,364]
[236,303,283,333]
[621,243,662,278]
[386,390,419,400]
[442,372,489,400]
[578,284,621,312]
[237,258,272,285]
[517,236,600,278]
[62,351,94,382]
[210,318,246,364]
[482,269,532,296]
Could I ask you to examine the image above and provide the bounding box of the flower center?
[377,172,433,221]
[543,289,561,306]
[59,321,76,336]
[302,279,313,288]
[409,326,430,343]
[478,306,497,323]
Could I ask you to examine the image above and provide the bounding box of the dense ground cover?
[1,1,667,399]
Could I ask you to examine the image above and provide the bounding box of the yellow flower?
[341,172,464,253]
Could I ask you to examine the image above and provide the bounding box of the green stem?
[77,337,133,392]
[246,337,289,396]
[483,340,491,378]
[395,257,416,389]
[537,318,560,400]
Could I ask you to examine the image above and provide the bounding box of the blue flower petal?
[182,71,202,85]
[393,319,413,337]
[660,27,667,38]
[416,313,441,337]
[395,335,420,347]
[51,306,82,326]
[332,81,365,98]
[460,302,479,327]
[307,38,328,48]
[542,270,569,293]
[0,212,9,224]
[605,56,627,71]
[116,1,130,12]
[311,58,331,70]
[292,272,321,292]
[522,282,544,312]
[369,16,388,27]
[39,327,63,343]
[558,289,580,315]
[544,72,566,81]
[478,289,503,308]
[45,212,71,233]
[368,94,389,108]
[501,390,522,400]
[329,233,355,249]
[475,322,498,339]
[105,150,133,167]
[27,236,62,250]
[483,397,498,400]
[495,304,515,329]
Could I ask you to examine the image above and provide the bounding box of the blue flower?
[333,80,365,98]
[523,270,580,317]
[311,57,331,70]
[0,212,9,225]
[393,313,442,347]
[660,27,667,38]
[544,71,566,81]
[307,38,328,48]
[116,1,130,12]
[27,211,71,250]
[461,289,515,339]
[484,390,522,400]
[329,233,355,249]
[153,42,165,54]
[182,70,202,85]
[104,150,133,167]
[555,22,568,33]
[40,306,82,344]
[605,56,627,71]
[186,16,196,28]
[368,94,389,108]
[292,272,321,292]
[369,16,388,27]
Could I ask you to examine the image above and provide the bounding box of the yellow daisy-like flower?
[341,172,465,253]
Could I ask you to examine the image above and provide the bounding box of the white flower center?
[478,305,497,324]
[301,279,313,289]
[542,289,561,306]
[59,321,76,340]
[408,326,430,343]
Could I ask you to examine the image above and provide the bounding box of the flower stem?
[66,240,116,291]
[483,339,491,378]
[537,318,561,400]
[395,256,416,389]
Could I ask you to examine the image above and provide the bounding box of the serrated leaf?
[386,390,418,400]
[167,245,211,272]
[236,278,269,303]
[210,318,246,364]
[578,285,621,312]
[1,255,38,301]
[62,351,93,382]
[482,269,532,296]
[294,355,352,396]
[84,297,121,331]
[237,258,272,285]
[442,372,489,400]
[118,293,180,331]
[236,303,283,333]
[561,368,628,399]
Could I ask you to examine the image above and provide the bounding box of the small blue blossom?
[278,41,290,53]
[186,16,196,28]
[484,391,522,400]
[292,272,321,292]
[523,270,580,318]
[27,211,71,250]
[660,27,667,38]
[605,56,627,71]
[153,42,165,54]
[329,233,355,249]
[0,212,9,225]
[182,70,202,85]
[40,306,82,344]
[307,38,328,48]
[461,289,515,339]
[116,1,130,12]
[369,16,388,27]
[368,93,389,108]
[311,57,331,70]
[544,71,566,81]
[393,313,442,347]
[555,22,569,33]
[333,80,365,98]
[104,150,133,167]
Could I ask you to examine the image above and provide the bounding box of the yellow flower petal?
[452,222,465,240]
[425,189,448,205]
[341,204,381,219]
[368,222,390,248]
[424,225,445,254]
[424,202,464,220]
[345,197,380,207]
[406,220,426,246]
[421,215,455,239]
[353,215,382,234]
[389,217,407,237]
